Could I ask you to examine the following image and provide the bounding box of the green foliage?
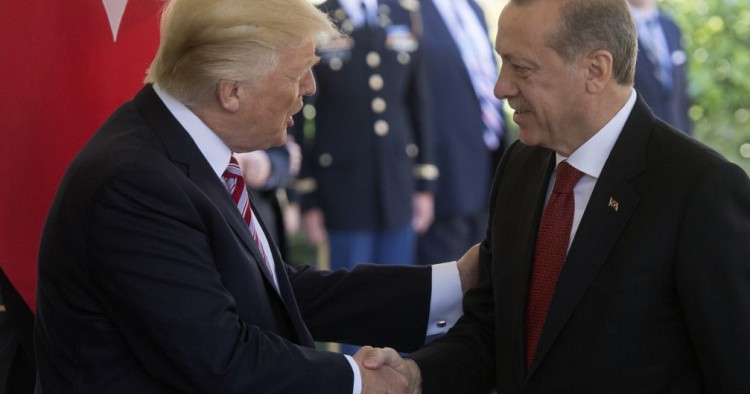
[662,0,750,173]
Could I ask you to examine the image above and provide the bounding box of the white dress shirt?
[550,89,637,250]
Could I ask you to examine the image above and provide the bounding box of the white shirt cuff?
[345,354,362,394]
[427,261,463,337]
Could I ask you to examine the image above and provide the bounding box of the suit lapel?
[210,184,282,291]
[132,85,317,346]
[253,205,316,346]
[512,154,556,385]
[526,97,652,376]
[491,144,555,385]
[270,253,316,347]
[133,85,282,297]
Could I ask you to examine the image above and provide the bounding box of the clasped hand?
[354,346,422,394]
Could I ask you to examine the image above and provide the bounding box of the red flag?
[0,0,164,310]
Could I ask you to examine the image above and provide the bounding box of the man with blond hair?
[34,0,478,392]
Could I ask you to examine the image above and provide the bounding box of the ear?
[217,80,241,112]
[584,49,613,93]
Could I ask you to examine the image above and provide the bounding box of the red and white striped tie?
[222,155,277,287]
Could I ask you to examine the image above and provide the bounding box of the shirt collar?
[153,84,232,179]
[557,89,637,178]
[629,5,660,25]
[339,0,378,27]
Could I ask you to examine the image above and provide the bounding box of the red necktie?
[222,156,276,284]
[525,161,584,370]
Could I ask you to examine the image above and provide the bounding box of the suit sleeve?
[288,263,432,352]
[406,145,526,393]
[86,167,353,394]
[675,161,750,391]
[408,243,496,393]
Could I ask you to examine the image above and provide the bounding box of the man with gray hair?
[366,0,750,391]
[34,0,479,392]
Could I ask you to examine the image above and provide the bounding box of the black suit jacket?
[35,85,432,394]
[411,96,750,393]
[0,267,35,393]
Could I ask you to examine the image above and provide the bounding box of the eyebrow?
[499,53,516,63]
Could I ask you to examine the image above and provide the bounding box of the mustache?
[507,98,531,113]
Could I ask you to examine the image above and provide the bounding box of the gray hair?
[513,0,638,85]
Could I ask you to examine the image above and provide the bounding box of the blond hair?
[146,0,338,106]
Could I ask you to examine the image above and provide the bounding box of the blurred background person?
[416,0,508,265]
[628,0,692,133]
[292,0,437,355]
[293,3,435,279]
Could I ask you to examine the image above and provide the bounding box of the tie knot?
[552,161,584,194]
[223,155,242,180]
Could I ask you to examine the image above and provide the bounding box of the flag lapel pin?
[608,197,619,212]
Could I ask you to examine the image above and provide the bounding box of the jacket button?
[366,52,381,68]
[369,74,384,91]
[406,144,418,158]
[318,153,333,167]
[371,97,387,113]
[374,120,389,136]
[397,52,411,65]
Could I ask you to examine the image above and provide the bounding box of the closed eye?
[512,64,531,76]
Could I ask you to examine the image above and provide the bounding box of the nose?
[301,69,316,97]
[494,63,516,99]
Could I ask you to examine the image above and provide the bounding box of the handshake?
[354,346,422,394]
[349,243,481,393]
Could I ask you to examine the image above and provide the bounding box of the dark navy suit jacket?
[419,0,504,216]
[634,12,692,133]
[35,85,433,393]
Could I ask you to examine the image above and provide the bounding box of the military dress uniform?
[293,0,436,268]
